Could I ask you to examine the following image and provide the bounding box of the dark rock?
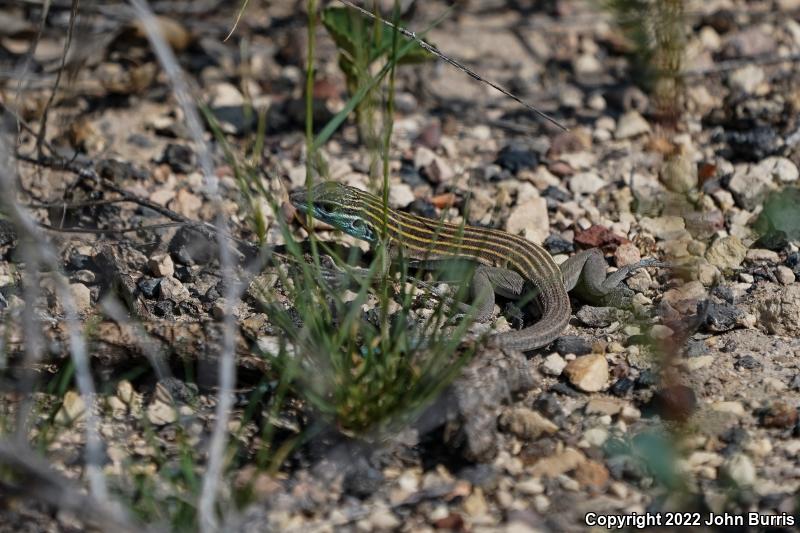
[711,285,736,304]
[399,160,425,187]
[153,299,174,318]
[544,234,574,254]
[724,127,782,162]
[759,493,790,511]
[495,144,538,174]
[407,199,438,219]
[787,251,800,278]
[158,377,198,404]
[342,456,384,499]
[97,159,135,181]
[790,374,800,391]
[265,97,335,134]
[204,285,221,302]
[703,301,742,332]
[606,454,647,481]
[160,143,194,173]
[169,227,214,265]
[735,355,761,370]
[544,186,571,203]
[138,277,161,299]
[787,252,800,269]
[68,253,94,271]
[752,230,789,251]
[549,382,580,397]
[532,393,564,419]
[684,339,708,357]
[210,106,257,137]
[652,385,697,421]
[553,335,592,356]
[702,9,736,34]
[610,377,635,397]
[605,86,649,113]
[457,464,498,490]
[0,219,17,248]
[503,302,525,330]
[720,426,748,446]
[635,370,659,388]
[720,338,737,353]
[174,265,194,283]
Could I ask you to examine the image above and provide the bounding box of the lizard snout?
[289,189,308,210]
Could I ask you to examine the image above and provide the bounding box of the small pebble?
[776,266,795,285]
[564,354,609,392]
[615,111,651,139]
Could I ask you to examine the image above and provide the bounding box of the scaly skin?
[291,182,659,351]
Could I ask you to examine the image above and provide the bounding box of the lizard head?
[290,181,380,243]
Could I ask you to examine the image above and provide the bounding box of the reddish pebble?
[575,225,628,249]
[431,193,456,209]
[434,513,465,530]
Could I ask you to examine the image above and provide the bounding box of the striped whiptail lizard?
[290,181,661,351]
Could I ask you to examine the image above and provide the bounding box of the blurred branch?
[0,133,111,510]
[0,441,145,533]
[14,152,257,260]
[35,0,78,156]
[125,1,238,530]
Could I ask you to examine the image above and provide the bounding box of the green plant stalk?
[305,0,318,166]
[305,0,322,269]
[312,12,443,152]
[377,0,402,357]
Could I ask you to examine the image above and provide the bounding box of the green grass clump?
[321,4,431,154]
[199,0,478,456]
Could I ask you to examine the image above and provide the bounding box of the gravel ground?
[0,1,799,532]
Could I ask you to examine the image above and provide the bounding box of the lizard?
[290,181,661,351]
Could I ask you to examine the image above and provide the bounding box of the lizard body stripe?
[356,194,561,282]
[357,193,558,276]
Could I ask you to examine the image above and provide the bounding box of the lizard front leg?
[451,266,527,323]
[560,248,661,307]
[406,260,526,324]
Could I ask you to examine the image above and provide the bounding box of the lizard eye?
[351,219,363,229]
